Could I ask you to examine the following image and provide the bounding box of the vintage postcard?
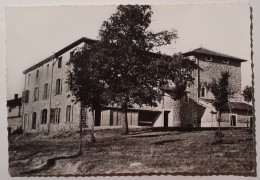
[5,3,256,177]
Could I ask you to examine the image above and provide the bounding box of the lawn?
[8,127,255,176]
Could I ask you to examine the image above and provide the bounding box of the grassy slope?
[8,128,255,176]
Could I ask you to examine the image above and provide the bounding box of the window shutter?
[40,110,43,124]
[22,91,26,103]
[58,108,60,123]
[47,84,50,98]
[37,87,39,101]
[25,90,29,103]
[42,86,45,100]
[50,108,55,124]
[60,79,63,94]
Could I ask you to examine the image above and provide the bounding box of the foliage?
[67,5,195,135]
[210,71,233,113]
[242,85,253,103]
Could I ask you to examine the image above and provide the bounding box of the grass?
[8,127,255,176]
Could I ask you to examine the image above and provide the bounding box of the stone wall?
[23,42,86,133]
[197,54,242,102]
[8,117,22,132]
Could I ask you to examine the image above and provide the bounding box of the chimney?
[14,94,18,99]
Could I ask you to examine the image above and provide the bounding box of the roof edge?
[23,37,97,74]
[183,47,247,62]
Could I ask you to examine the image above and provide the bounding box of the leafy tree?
[243,86,253,103]
[210,71,233,141]
[66,45,111,154]
[242,85,253,127]
[95,5,193,134]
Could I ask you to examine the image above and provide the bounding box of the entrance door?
[164,111,170,128]
[230,114,237,127]
[32,112,37,129]
[250,117,253,128]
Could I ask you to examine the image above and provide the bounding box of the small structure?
[7,94,22,133]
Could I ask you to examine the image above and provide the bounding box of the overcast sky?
[6,3,251,100]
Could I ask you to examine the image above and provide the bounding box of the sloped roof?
[200,98,253,112]
[7,97,22,107]
[183,47,247,62]
[23,37,97,74]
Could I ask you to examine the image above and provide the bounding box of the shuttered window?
[55,79,62,95]
[33,87,39,101]
[43,83,49,99]
[55,108,60,124]
[41,109,48,124]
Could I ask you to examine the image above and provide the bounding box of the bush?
[185,124,194,132]
[215,131,224,143]
[12,127,23,135]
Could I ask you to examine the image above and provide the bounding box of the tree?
[95,5,190,135]
[242,85,253,127]
[66,45,111,154]
[243,86,253,103]
[210,71,233,141]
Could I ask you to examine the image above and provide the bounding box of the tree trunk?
[122,102,129,135]
[228,102,233,136]
[78,106,83,155]
[218,111,221,132]
[246,106,249,128]
[91,110,96,143]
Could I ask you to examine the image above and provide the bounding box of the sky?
[5,3,252,100]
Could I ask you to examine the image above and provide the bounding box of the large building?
[21,38,253,133]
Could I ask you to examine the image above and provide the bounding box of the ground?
[8,127,255,176]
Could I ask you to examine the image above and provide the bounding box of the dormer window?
[223,59,229,64]
[206,56,212,61]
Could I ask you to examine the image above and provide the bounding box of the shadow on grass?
[127,133,174,139]
[20,153,81,176]
[154,139,183,145]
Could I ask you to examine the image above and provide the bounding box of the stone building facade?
[21,38,253,133]
[182,48,253,127]
[7,94,22,132]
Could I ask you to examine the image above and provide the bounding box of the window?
[229,114,237,127]
[41,109,47,124]
[55,108,60,124]
[50,108,60,124]
[58,57,62,68]
[32,112,37,129]
[223,59,229,64]
[43,83,48,99]
[28,74,31,85]
[66,105,71,122]
[47,64,49,76]
[206,56,212,61]
[56,79,62,95]
[67,73,73,91]
[36,69,39,79]
[33,87,39,101]
[200,87,206,97]
[70,51,74,59]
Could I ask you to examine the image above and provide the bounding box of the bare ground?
[8,127,255,176]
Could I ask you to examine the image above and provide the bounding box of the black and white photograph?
[3,1,257,177]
